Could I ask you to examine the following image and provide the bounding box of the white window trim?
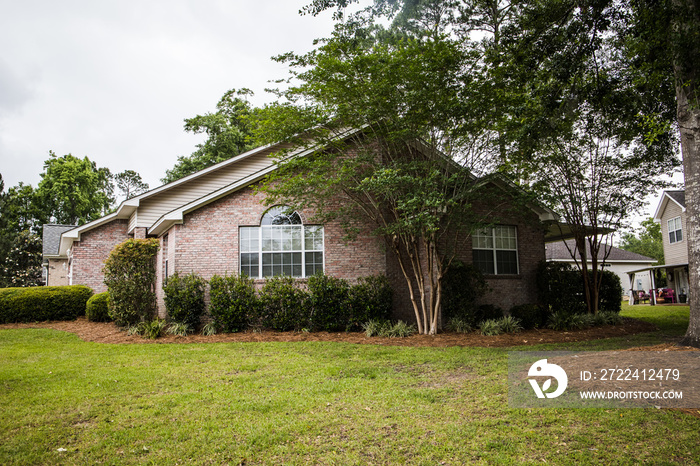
[240,223,325,279]
[668,216,683,244]
[472,225,520,275]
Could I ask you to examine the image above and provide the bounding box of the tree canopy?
[162,89,262,184]
[34,152,114,225]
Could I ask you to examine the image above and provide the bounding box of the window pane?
[240,227,259,253]
[305,226,323,251]
[473,249,494,274]
[496,250,518,274]
[240,253,259,278]
[305,251,323,276]
[262,252,302,277]
[677,229,683,241]
[261,206,302,225]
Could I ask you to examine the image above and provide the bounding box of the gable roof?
[546,239,656,263]
[58,129,561,256]
[653,190,686,221]
[42,224,77,257]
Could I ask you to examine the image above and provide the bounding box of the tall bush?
[441,262,488,326]
[163,272,206,330]
[537,261,623,315]
[599,270,623,313]
[348,275,393,327]
[258,276,309,331]
[209,274,258,332]
[103,238,160,327]
[307,273,350,331]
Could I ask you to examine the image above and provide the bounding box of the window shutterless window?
[240,206,324,278]
[668,216,683,244]
[472,225,519,275]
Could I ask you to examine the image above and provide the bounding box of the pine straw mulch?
[0,316,688,348]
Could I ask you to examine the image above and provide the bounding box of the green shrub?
[599,270,623,313]
[86,292,111,322]
[537,261,623,314]
[201,322,217,336]
[445,317,473,333]
[0,285,93,323]
[362,319,416,338]
[166,322,191,336]
[442,262,488,326]
[307,274,350,331]
[498,316,523,334]
[348,275,393,327]
[384,320,416,338]
[362,319,385,337]
[477,304,504,322]
[103,239,160,327]
[163,272,206,331]
[127,319,168,339]
[508,304,547,329]
[479,319,502,336]
[209,274,258,332]
[258,276,309,331]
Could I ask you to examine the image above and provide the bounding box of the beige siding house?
[652,190,690,302]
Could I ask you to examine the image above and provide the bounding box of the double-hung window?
[240,206,324,278]
[472,225,519,275]
[668,216,683,244]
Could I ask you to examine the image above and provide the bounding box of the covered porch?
[626,263,690,306]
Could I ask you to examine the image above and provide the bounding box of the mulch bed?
[0,316,676,348]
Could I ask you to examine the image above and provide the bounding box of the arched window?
[240,206,324,278]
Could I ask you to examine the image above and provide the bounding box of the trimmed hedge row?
[0,285,93,323]
[183,273,393,333]
[536,261,623,314]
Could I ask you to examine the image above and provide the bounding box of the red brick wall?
[70,219,129,293]
[173,185,386,283]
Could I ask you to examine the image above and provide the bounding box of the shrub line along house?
[49,132,577,324]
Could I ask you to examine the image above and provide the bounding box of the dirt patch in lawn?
[0,316,664,347]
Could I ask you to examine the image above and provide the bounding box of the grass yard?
[1,307,699,465]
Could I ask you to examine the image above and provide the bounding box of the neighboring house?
[42,224,77,286]
[653,190,689,301]
[545,240,657,293]
[55,135,564,323]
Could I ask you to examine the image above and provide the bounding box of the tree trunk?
[677,73,700,347]
[672,0,700,345]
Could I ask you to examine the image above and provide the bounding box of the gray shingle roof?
[545,239,656,262]
[666,190,685,209]
[42,224,77,257]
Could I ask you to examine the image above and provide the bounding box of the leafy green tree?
[114,170,149,201]
[620,218,664,265]
[162,89,261,183]
[35,151,114,225]
[0,230,43,288]
[258,13,526,334]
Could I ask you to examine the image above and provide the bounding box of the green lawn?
[1,309,698,465]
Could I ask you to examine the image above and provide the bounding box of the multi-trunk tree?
[256,9,527,334]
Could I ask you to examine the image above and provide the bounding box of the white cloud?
[0,0,338,190]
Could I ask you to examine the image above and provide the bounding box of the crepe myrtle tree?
[256,18,529,334]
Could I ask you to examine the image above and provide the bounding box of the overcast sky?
[0,0,681,231]
[0,0,340,191]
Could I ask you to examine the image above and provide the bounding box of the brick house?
[56,136,564,322]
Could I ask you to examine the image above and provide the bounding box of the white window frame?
[668,216,683,244]
[239,207,324,279]
[472,225,519,275]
